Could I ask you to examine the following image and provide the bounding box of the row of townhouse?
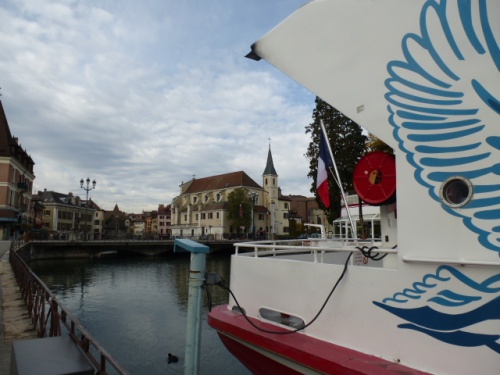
[34,197,173,240]
[31,191,173,241]
[141,205,172,239]
[125,205,172,239]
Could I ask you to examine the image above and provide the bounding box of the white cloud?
[1,0,316,213]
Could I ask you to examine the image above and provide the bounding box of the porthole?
[440,176,473,208]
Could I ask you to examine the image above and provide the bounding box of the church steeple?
[262,144,279,238]
[262,145,277,176]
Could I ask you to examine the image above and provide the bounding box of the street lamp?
[80,178,96,241]
[248,191,258,239]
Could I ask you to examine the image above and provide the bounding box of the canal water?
[29,252,250,375]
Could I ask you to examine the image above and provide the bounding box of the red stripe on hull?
[208,305,430,375]
[218,333,304,375]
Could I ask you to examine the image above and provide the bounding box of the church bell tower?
[263,145,278,235]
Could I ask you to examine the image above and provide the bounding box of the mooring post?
[174,239,210,375]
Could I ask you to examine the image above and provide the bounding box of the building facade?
[38,190,96,240]
[0,100,35,239]
[157,204,171,239]
[88,200,105,239]
[142,210,157,239]
[103,204,128,239]
[170,171,265,239]
[170,146,297,239]
[133,218,145,238]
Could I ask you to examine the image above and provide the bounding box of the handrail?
[233,240,397,261]
[9,245,131,375]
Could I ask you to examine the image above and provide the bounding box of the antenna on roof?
[192,174,195,180]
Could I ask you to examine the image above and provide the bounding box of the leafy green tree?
[367,133,393,154]
[305,97,367,222]
[227,188,252,233]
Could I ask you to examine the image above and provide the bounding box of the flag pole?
[320,120,357,240]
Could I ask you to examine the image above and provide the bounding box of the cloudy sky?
[0,0,316,213]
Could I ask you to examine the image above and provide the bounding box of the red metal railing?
[9,246,130,375]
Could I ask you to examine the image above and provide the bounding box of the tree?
[227,188,252,234]
[305,97,367,222]
[366,133,393,154]
[288,218,298,238]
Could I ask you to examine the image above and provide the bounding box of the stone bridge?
[16,239,239,261]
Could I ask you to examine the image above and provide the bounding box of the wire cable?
[355,245,388,261]
[215,252,353,335]
[205,284,213,312]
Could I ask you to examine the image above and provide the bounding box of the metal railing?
[233,239,397,263]
[9,246,130,375]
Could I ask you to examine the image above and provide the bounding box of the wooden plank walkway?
[0,241,37,374]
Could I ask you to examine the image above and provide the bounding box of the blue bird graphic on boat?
[386,0,500,253]
[374,265,500,353]
[378,0,500,358]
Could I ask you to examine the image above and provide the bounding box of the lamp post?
[248,191,258,239]
[80,178,96,241]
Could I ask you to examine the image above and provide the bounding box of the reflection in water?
[30,253,249,375]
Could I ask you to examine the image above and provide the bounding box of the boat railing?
[9,245,130,375]
[234,239,397,264]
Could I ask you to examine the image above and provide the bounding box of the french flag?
[317,131,334,208]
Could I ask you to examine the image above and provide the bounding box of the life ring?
[353,151,396,206]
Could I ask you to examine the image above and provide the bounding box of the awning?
[0,209,20,223]
[0,218,18,222]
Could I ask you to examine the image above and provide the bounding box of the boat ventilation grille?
[259,308,305,329]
